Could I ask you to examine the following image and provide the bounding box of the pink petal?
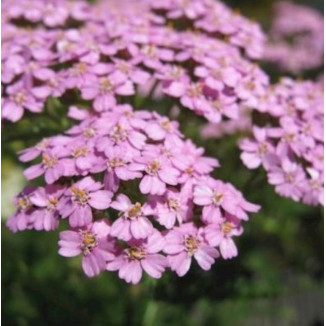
[193,186,213,206]
[130,217,153,239]
[141,254,166,278]
[169,252,192,277]
[110,194,131,211]
[240,152,261,169]
[194,245,218,270]
[139,175,154,194]
[119,260,142,284]
[159,167,179,185]
[220,238,238,259]
[89,190,112,210]
[24,164,44,180]
[111,218,131,241]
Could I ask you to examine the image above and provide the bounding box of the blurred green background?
[2,0,323,325]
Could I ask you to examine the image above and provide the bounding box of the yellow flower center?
[127,247,146,260]
[185,235,200,254]
[142,44,156,58]
[72,62,87,76]
[168,198,180,211]
[108,157,125,168]
[71,187,90,205]
[213,192,223,205]
[99,77,113,94]
[160,119,172,131]
[117,61,130,74]
[72,146,88,158]
[310,179,321,190]
[258,142,268,155]
[168,65,183,79]
[17,196,31,210]
[221,222,233,235]
[14,91,26,105]
[128,202,142,218]
[42,154,58,168]
[284,173,294,183]
[83,127,96,139]
[146,159,161,175]
[48,196,58,209]
[80,230,97,255]
[283,133,296,142]
[110,124,128,143]
[187,83,203,97]
[185,166,194,175]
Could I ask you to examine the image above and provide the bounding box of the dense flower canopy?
[7,105,260,281]
[2,0,324,283]
[264,1,324,73]
[2,0,268,125]
[240,78,324,205]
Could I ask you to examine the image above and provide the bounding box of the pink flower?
[239,127,275,169]
[100,146,142,192]
[65,62,98,89]
[194,58,241,91]
[164,223,219,276]
[58,220,116,277]
[2,54,24,84]
[130,155,180,195]
[6,186,36,233]
[194,179,260,222]
[23,148,68,184]
[3,81,43,122]
[58,177,112,227]
[19,138,52,162]
[194,181,237,223]
[112,58,150,85]
[106,230,166,284]
[204,216,243,259]
[29,185,66,231]
[81,71,134,112]
[42,3,69,27]
[179,82,210,114]
[145,113,182,141]
[157,65,189,97]
[267,159,306,201]
[61,139,98,175]
[31,68,66,99]
[203,93,239,124]
[132,44,174,70]
[172,140,219,184]
[301,168,324,206]
[96,120,146,151]
[110,194,153,241]
[148,186,193,229]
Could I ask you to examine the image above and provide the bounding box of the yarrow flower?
[6,103,260,282]
[2,0,267,125]
[59,220,116,277]
[4,0,322,286]
[264,1,324,73]
[239,78,324,205]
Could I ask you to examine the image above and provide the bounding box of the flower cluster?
[239,78,324,205]
[2,0,268,125]
[264,1,324,73]
[7,105,260,282]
